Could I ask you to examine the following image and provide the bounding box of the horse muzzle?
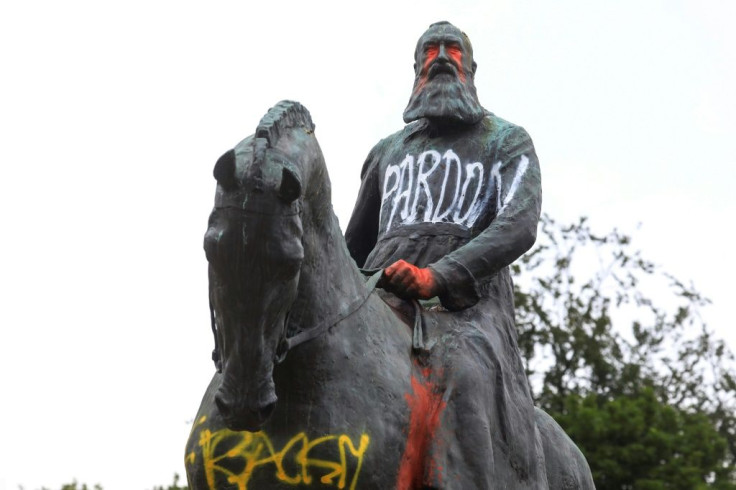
[214,385,278,432]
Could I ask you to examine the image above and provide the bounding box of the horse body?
[185,101,418,489]
[185,101,595,490]
[185,294,415,489]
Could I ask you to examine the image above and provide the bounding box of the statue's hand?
[380,259,443,300]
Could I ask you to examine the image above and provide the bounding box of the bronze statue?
[345,21,548,488]
[185,22,595,490]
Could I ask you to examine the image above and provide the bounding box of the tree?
[513,215,736,488]
[28,482,102,490]
[25,474,187,490]
[150,473,188,490]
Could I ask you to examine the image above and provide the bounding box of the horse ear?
[279,167,302,203]
[214,149,237,190]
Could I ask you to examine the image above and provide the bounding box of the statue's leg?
[535,408,595,490]
[422,313,548,489]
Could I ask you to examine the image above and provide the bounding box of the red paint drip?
[396,365,447,489]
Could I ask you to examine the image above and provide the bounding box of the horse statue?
[185,101,595,490]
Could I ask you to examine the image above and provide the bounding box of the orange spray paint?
[396,364,447,489]
[414,43,466,94]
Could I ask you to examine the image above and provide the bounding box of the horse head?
[204,101,321,431]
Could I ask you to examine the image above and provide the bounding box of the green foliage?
[150,473,188,490]
[558,390,728,489]
[514,214,736,488]
[25,474,187,490]
[30,482,103,490]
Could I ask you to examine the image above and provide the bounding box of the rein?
[273,269,385,364]
[209,268,428,372]
[209,300,222,373]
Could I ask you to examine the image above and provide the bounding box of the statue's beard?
[403,73,485,125]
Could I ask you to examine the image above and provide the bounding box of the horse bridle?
[272,269,386,364]
[209,268,428,372]
[208,269,383,372]
[206,204,387,372]
[207,203,301,373]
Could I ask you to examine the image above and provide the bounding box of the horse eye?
[204,226,226,263]
[204,233,217,262]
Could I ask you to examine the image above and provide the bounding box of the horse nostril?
[259,401,276,420]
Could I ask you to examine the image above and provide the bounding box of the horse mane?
[255,100,315,148]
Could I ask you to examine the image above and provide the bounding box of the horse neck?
[288,208,367,331]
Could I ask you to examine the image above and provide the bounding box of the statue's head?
[403,21,484,125]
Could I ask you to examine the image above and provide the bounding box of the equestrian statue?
[185,21,595,490]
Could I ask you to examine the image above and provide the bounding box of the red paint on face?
[424,45,439,69]
[446,45,464,78]
[415,41,467,94]
[396,365,447,489]
[424,44,440,65]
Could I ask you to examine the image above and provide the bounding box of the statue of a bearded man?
[346,21,546,488]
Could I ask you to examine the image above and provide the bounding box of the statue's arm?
[430,126,542,310]
[345,143,383,268]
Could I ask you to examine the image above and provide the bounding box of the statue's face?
[414,25,472,88]
[403,22,483,125]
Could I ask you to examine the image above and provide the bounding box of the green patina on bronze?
[186,21,595,490]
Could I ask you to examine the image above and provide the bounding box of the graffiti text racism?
[186,416,371,490]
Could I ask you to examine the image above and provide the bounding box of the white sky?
[1,1,734,488]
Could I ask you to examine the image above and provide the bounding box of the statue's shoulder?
[363,120,427,165]
[359,124,417,177]
[482,111,532,142]
[380,120,427,146]
[481,111,521,135]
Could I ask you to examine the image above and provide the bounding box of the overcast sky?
[1,1,734,488]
